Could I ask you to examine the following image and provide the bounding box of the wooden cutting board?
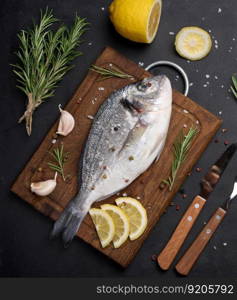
[11,47,221,268]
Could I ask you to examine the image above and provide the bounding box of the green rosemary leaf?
[12,8,89,135]
[231,75,237,99]
[90,65,134,81]
[164,127,198,191]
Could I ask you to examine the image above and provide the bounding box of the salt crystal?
[98,87,105,91]
[208,29,212,33]
[183,124,187,128]
[196,120,200,124]
[169,32,175,35]
[88,42,92,46]
[136,196,141,200]
[203,84,207,88]
[214,40,218,44]
[219,111,222,115]
[186,60,190,63]
[221,84,224,88]
[215,45,219,49]
[52,139,57,144]
[101,7,105,11]
[189,82,193,87]
[214,75,218,79]
[205,74,210,78]
[138,62,144,67]
[213,246,217,250]
[122,193,127,197]
[92,97,98,104]
[218,8,222,13]
[87,115,94,120]
[183,109,189,114]
[223,242,227,246]
[201,17,205,21]
[109,63,113,67]
[233,38,236,41]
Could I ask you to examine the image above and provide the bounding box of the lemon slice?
[101,204,130,248]
[175,26,212,61]
[109,0,162,44]
[115,197,148,240]
[89,208,115,248]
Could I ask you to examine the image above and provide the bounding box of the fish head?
[124,75,172,113]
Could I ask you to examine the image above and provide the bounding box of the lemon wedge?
[89,208,115,248]
[109,0,162,43]
[175,26,212,61]
[115,197,148,240]
[101,204,130,248]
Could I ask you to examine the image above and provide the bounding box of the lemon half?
[175,26,212,61]
[115,197,148,240]
[89,208,115,248]
[109,0,162,43]
[101,204,130,248]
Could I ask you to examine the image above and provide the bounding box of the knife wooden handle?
[157,195,206,270]
[175,207,226,276]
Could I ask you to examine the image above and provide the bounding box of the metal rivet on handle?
[145,60,190,96]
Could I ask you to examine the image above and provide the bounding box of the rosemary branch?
[90,64,134,81]
[12,8,88,135]
[48,144,70,181]
[231,74,237,99]
[163,127,198,191]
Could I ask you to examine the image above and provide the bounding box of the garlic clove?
[56,104,75,136]
[31,173,57,196]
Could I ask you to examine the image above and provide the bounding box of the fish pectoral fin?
[118,124,147,155]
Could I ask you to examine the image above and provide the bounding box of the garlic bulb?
[31,173,57,196]
[56,104,75,136]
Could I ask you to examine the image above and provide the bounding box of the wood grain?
[157,195,206,270]
[175,207,226,275]
[11,47,222,268]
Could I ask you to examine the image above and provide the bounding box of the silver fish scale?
[79,87,137,193]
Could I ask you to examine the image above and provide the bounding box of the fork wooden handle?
[157,195,206,270]
[175,207,227,276]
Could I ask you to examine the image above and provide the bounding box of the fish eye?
[137,81,152,92]
[137,83,148,91]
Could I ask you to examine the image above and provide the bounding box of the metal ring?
[145,60,189,96]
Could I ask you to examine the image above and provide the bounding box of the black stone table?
[1,0,237,278]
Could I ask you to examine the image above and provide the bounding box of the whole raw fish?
[51,75,172,246]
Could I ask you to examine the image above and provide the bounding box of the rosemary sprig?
[12,8,88,135]
[231,75,237,99]
[90,64,134,81]
[48,145,70,181]
[163,127,198,191]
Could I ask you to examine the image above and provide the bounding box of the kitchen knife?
[176,175,237,275]
[157,143,237,270]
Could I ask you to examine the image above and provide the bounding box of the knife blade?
[176,175,237,275]
[157,143,237,271]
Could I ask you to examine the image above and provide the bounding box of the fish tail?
[50,202,87,247]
